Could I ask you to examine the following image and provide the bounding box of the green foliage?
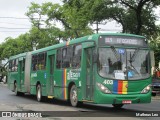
[88,0,160,36]
[26,2,43,28]
[0,37,27,59]
[149,33,160,66]
[41,1,93,38]
[62,0,160,37]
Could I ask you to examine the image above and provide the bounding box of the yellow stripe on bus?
[64,69,67,99]
[122,81,128,94]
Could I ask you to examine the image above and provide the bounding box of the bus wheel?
[112,104,124,109]
[70,85,78,107]
[152,93,156,96]
[36,84,42,102]
[14,82,20,96]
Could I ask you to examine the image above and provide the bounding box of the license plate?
[122,100,132,104]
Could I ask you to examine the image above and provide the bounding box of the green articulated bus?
[8,33,152,108]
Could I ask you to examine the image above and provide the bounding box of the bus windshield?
[98,47,150,80]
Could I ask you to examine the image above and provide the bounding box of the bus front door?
[84,48,94,101]
[47,51,56,97]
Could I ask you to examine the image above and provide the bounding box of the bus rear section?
[7,53,29,95]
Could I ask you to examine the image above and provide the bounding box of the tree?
[39,2,93,38]
[149,32,160,66]
[26,2,45,29]
[76,0,160,36]
[0,37,24,59]
[116,0,160,35]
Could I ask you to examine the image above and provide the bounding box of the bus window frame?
[56,49,62,69]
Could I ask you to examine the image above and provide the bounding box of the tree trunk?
[135,5,142,35]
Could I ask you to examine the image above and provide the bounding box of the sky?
[0,0,122,44]
[0,0,159,43]
[0,0,62,43]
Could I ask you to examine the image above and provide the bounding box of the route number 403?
[103,80,113,85]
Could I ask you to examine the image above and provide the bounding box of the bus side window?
[22,58,25,71]
[15,59,18,72]
[62,48,67,68]
[44,52,47,69]
[9,60,12,72]
[72,44,82,68]
[12,59,18,72]
[12,60,15,72]
[38,52,46,70]
[56,49,62,69]
[67,46,73,68]
[62,47,72,68]
[32,54,38,71]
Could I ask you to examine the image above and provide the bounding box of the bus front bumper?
[95,91,151,104]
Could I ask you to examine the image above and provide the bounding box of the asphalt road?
[0,82,160,120]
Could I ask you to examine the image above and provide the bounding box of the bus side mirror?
[93,53,98,63]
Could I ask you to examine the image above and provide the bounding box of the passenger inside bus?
[108,58,122,74]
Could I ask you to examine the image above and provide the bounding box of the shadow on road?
[1,84,159,118]
[3,92,160,118]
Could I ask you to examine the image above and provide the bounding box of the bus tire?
[70,85,79,107]
[14,82,20,96]
[36,84,43,102]
[112,104,124,109]
[152,93,156,96]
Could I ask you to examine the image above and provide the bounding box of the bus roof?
[9,52,27,60]
[31,33,145,54]
[9,33,145,59]
[96,33,145,38]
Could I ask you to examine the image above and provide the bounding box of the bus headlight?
[141,84,151,94]
[97,83,111,94]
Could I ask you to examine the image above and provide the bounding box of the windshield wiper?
[110,46,120,61]
[128,48,140,74]
[130,47,140,62]
[129,62,139,75]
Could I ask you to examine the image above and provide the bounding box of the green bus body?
[8,33,151,107]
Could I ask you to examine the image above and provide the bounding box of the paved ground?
[0,82,160,120]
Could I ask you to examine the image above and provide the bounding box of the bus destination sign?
[105,38,138,45]
[99,36,147,46]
